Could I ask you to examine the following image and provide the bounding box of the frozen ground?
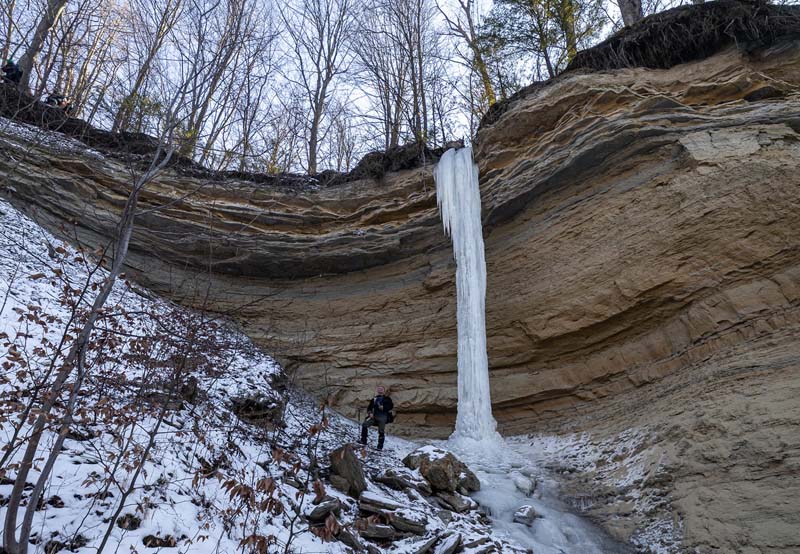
[504,433,684,554]
[435,437,638,554]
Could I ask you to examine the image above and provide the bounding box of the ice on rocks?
[511,471,536,495]
[513,505,538,526]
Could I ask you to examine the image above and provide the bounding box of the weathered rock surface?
[434,491,476,514]
[1,5,799,552]
[329,444,367,498]
[433,533,461,554]
[386,509,428,535]
[358,490,404,513]
[402,447,480,493]
[1,17,798,441]
[306,497,342,522]
[374,467,433,495]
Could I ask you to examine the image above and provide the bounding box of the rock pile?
[315,445,524,554]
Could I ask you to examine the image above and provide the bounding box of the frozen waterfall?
[434,146,501,446]
[432,147,635,554]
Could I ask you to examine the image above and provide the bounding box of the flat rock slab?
[359,490,405,513]
[387,508,428,535]
[436,491,476,513]
[307,498,342,522]
[358,522,395,541]
[375,467,433,495]
[433,533,461,554]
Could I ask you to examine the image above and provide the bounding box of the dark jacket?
[367,395,394,418]
[2,62,22,84]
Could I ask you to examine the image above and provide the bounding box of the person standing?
[360,386,394,450]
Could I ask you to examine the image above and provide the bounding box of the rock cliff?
[1,3,800,551]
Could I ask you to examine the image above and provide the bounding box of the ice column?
[434,147,500,444]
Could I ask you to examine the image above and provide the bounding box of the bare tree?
[618,0,643,25]
[281,0,354,174]
[0,61,199,551]
[1,0,27,66]
[175,0,265,158]
[438,0,497,107]
[112,0,183,132]
[16,0,70,93]
[353,4,410,150]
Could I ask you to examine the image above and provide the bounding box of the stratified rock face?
[4,41,798,435]
[474,41,800,431]
[1,29,800,554]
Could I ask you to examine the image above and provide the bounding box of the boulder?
[387,508,428,535]
[513,505,538,526]
[358,490,404,513]
[357,521,395,541]
[403,446,479,493]
[511,472,536,496]
[436,509,453,524]
[435,491,476,513]
[329,444,367,498]
[462,536,491,549]
[433,533,461,554]
[374,467,433,495]
[306,497,342,522]
[337,526,367,552]
[329,475,351,494]
[413,535,440,554]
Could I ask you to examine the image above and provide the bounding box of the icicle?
[434,147,501,446]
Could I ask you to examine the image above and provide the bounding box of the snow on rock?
[359,490,405,511]
[510,471,535,496]
[403,445,481,494]
[0,116,105,159]
[411,444,450,461]
[512,505,538,526]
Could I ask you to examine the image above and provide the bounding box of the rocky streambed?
[319,438,641,554]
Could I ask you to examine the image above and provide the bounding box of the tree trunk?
[618,0,643,26]
[308,100,325,174]
[2,0,17,64]
[560,0,578,63]
[17,0,69,93]
[473,49,496,106]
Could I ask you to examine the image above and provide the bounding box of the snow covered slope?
[0,197,525,554]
